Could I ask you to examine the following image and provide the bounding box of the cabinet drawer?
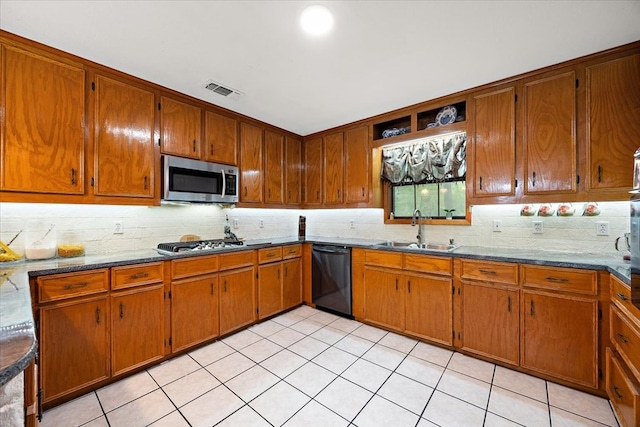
[258,246,283,264]
[404,254,451,276]
[283,244,302,259]
[219,250,255,271]
[460,259,518,285]
[611,305,640,381]
[112,262,164,290]
[38,269,109,303]
[611,275,640,323]
[364,250,403,268]
[607,348,640,427]
[521,265,597,295]
[171,255,218,280]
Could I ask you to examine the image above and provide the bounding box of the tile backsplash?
[0,201,629,257]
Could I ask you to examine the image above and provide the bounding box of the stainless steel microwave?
[162,155,239,203]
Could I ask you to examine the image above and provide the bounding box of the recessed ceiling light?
[300,5,334,36]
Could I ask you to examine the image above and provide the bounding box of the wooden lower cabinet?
[39,295,110,404]
[219,266,256,335]
[111,284,165,376]
[404,272,452,346]
[460,282,519,365]
[258,262,282,319]
[521,290,598,388]
[171,274,219,352]
[282,257,302,310]
[363,266,404,331]
[607,348,640,427]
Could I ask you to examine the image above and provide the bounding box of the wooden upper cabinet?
[264,130,284,204]
[470,85,516,198]
[160,96,201,159]
[285,136,302,205]
[1,45,85,194]
[239,122,264,203]
[323,132,345,204]
[586,53,640,194]
[204,111,238,165]
[304,137,323,205]
[522,70,577,195]
[93,75,155,198]
[345,125,369,204]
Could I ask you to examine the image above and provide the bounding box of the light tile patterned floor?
[40,306,620,427]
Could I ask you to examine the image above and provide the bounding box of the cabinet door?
[323,132,344,204]
[40,296,109,403]
[160,96,201,159]
[111,284,164,376]
[345,126,369,204]
[258,263,282,319]
[285,136,302,205]
[219,266,256,335]
[94,75,155,197]
[405,273,452,346]
[1,45,85,194]
[470,85,516,198]
[587,53,640,194]
[522,70,577,195]
[264,130,284,204]
[239,122,264,203]
[521,290,598,388]
[172,274,219,352]
[204,111,238,165]
[461,282,519,365]
[283,258,302,309]
[363,266,404,331]
[304,137,323,205]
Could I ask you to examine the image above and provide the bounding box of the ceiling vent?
[203,80,243,100]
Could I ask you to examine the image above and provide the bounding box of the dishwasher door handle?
[313,246,349,255]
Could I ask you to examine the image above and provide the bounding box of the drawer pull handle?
[144,176,148,190]
[507,296,511,313]
[612,385,623,399]
[96,307,101,324]
[395,278,398,291]
[532,171,536,187]
[408,280,411,293]
[285,266,288,277]
[545,276,569,283]
[277,269,281,279]
[267,253,275,257]
[210,144,214,156]
[120,302,124,319]
[479,176,483,190]
[224,280,227,293]
[130,272,149,279]
[479,269,497,275]
[616,333,629,344]
[71,168,76,185]
[530,301,535,316]
[211,283,214,296]
[616,292,629,301]
[63,282,88,290]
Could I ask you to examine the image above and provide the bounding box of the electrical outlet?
[233,218,239,229]
[259,219,264,228]
[532,221,543,234]
[596,221,609,236]
[113,221,124,234]
[492,219,502,232]
[350,219,355,229]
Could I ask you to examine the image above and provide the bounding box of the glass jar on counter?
[57,230,85,258]
[24,221,57,260]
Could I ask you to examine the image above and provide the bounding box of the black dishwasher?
[312,244,352,317]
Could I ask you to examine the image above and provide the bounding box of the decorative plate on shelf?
[538,203,555,217]
[583,202,600,216]
[557,203,575,216]
[520,204,536,216]
[435,105,457,126]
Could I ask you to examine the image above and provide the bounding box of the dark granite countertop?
[0,235,630,387]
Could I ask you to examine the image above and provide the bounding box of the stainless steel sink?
[378,241,460,252]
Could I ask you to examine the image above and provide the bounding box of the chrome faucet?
[411,208,424,247]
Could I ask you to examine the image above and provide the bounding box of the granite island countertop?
[0,236,631,387]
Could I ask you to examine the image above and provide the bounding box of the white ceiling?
[2,1,640,136]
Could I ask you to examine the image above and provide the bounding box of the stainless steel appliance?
[156,238,243,255]
[162,155,239,203]
[630,148,640,308]
[312,244,352,317]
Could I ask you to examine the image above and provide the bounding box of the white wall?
[0,201,629,258]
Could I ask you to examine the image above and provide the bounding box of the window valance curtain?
[381,132,466,184]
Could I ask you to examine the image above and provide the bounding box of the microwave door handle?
[221,169,226,198]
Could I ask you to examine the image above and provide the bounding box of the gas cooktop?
[156,238,244,255]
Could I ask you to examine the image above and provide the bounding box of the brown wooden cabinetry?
[282,255,302,310]
[285,136,302,205]
[93,74,156,198]
[204,111,238,165]
[304,137,323,205]
[219,251,256,335]
[363,266,404,331]
[258,245,302,319]
[323,132,345,204]
[1,43,85,195]
[239,122,264,203]
[344,126,370,204]
[160,96,202,159]
[264,130,285,204]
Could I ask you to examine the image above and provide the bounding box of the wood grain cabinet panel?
[323,132,344,204]
[93,75,156,198]
[282,257,302,310]
[363,266,404,331]
[264,130,284,204]
[611,305,640,381]
[160,96,201,159]
[1,45,85,194]
[171,274,219,352]
[469,85,516,198]
[304,137,323,205]
[239,122,264,203]
[111,262,164,291]
[285,136,302,205]
[344,125,369,204]
[522,70,577,195]
[404,272,452,346]
[204,111,238,165]
[606,348,640,427]
[587,53,640,195]
[219,266,256,335]
[258,263,281,319]
[38,269,109,303]
[40,295,110,404]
